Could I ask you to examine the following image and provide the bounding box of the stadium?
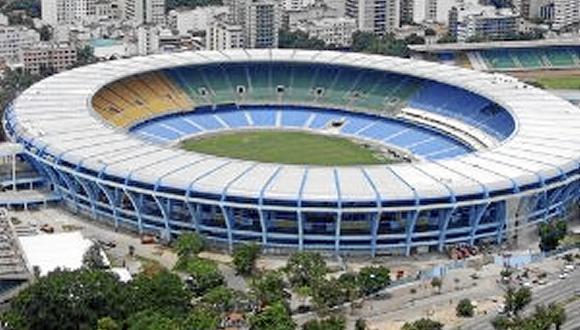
[3,49,580,256]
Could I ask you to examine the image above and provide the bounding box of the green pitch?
[180,130,396,166]
[536,76,580,89]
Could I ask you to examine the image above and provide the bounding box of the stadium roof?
[409,38,580,53]
[9,49,580,203]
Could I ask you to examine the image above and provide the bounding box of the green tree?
[491,316,512,330]
[401,318,444,330]
[251,270,287,307]
[201,285,238,313]
[39,25,52,41]
[249,301,295,330]
[456,298,475,317]
[82,243,107,270]
[437,34,457,44]
[174,232,205,258]
[181,306,220,330]
[338,272,360,301]
[127,310,180,330]
[504,286,532,316]
[357,266,391,295]
[351,31,410,57]
[548,303,567,330]
[130,269,192,317]
[97,317,120,330]
[285,252,327,289]
[404,33,425,45]
[430,277,442,294]
[232,243,261,275]
[302,315,346,330]
[279,29,329,50]
[538,219,567,251]
[355,318,367,330]
[2,269,129,330]
[75,45,97,67]
[176,257,224,296]
[311,278,349,312]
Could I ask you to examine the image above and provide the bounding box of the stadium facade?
[4,49,579,256]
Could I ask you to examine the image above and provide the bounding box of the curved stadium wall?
[4,50,579,256]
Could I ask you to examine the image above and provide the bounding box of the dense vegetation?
[2,233,395,330]
[538,219,567,251]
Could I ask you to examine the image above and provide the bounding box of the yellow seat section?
[91,70,195,128]
[93,85,152,127]
[122,77,174,115]
[139,72,194,110]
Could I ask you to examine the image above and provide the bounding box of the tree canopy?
[175,256,224,296]
[538,219,567,251]
[302,315,346,330]
[249,302,295,330]
[357,266,391,296]
[456,298,475,317]
[232,243,261,275]
[285,252,327,289]
[351,31,410,58]
[174,232,205,258]
[401,318,444,330]
[279,29,330,50]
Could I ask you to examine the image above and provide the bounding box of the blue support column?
[257,208,268,245]
[334,211,342,253]
[96,182,119,229]
[152,195,171,241]
[370,213,379,258]
[333,169,342,253]
[297,168,309,251]
[438,207,455,252]
[297,211,304,251]
[73,176,97,219]
[123,189,143,233]
[405,210,419,256]
[361,168,382,258]
[220,205,234,252]
[34,160,62,198]
[55,170,78,209]
[185,201,201,233]
[496,201,508,244]
[469,203,489,246]
[258,166,282,248]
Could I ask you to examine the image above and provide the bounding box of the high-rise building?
[296,17,356,47]
[137,25,160,54]
[552,0,580,31]
[245,0,281,48]
[123,0,166,25]
[456,8,518,41]
[206,13,244,50]
[0,25,40,63]
[448,6,458,37]
[400,0,414,25]
[42,0,98,25]
[224,0,247,25]
[22,44,77,75]
[345,0,399,35]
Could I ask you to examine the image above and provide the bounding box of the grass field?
[509,70,580,90]
[536,76,580,89]
[180,130,396,165]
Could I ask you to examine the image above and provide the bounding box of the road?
[459,270,580,330]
